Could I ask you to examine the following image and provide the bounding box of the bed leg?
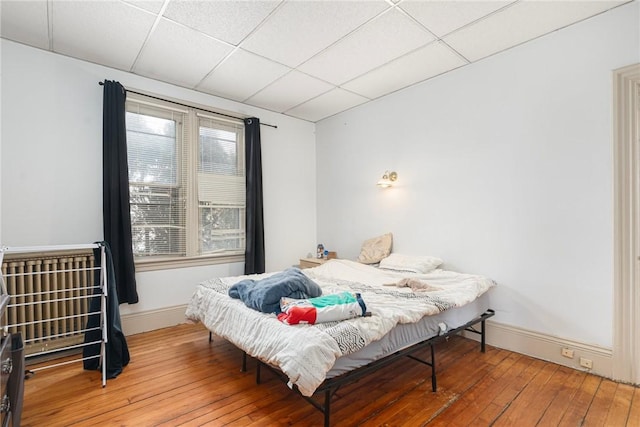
[324,389,331,427]
[208,331,213,342]
[256,360,261,384]
[242,352,247,372]
[430,344,437,392]
[481,318,487,353]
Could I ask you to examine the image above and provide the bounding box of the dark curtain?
[102,80,139,304]
[244,117,265,274]
[83,242,130,378]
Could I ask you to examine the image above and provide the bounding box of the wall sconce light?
[377,171,398,188]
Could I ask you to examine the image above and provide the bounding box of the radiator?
[1,249,97,357]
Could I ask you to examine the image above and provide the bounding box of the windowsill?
[135,253,244,272]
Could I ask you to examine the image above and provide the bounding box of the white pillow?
[378,253,443,274]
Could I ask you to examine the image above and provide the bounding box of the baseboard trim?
[464,320,613,379]
[121,305,189,336]
[121,307,614,379]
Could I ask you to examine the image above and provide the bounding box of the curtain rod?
[98,81,277,129]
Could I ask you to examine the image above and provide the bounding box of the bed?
[185,258,495,426]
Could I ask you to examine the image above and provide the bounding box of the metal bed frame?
[250,309,495,427]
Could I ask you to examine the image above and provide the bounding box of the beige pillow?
[357,233,393,264]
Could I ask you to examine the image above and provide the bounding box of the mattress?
[327,291,490,377]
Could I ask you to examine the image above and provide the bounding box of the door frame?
[612,63,640,385]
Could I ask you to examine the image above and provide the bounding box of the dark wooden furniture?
[0,293,24,427]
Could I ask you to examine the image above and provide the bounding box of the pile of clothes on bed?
[228,267,367,325]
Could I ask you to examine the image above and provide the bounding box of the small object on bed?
[228,268,322,314]
[385,277,443,292]
[278,291,367,325]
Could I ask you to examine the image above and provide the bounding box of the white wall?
[0,40,317,322]
[0,42,3,245]
[315,2,640,349]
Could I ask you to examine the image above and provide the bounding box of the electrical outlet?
[561,348,574,358]
[580,357,593,369]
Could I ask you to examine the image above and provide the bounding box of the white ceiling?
[0,0,632,122]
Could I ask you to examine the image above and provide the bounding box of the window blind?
[197,117,245,254]
[126,104,186,257]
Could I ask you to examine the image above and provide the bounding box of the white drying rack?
[0,243,108,387]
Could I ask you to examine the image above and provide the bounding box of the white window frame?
[125,93,246,271]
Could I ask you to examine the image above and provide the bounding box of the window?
[197,115,246,255]
[125,95,245,267]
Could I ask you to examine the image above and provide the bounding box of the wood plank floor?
[21,323,640,426]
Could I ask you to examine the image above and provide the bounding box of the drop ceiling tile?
[245,71,334,113]
[198,49,291,102]
[241,0,389,67]
[298,8,435,85]
[121,0,165,14]
[400,0,514,38]
[343,41,467,99]
[52,1,156,71]
[285,88,369,122]
[134,18,234,88]
[163,0,280,45]
[443,0,628,62]
[0,0,49,50]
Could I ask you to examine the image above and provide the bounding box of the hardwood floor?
[22,323,640,426]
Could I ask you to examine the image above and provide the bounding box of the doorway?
[613,63,640,385]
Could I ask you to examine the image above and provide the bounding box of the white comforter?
[185,259,495,396]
